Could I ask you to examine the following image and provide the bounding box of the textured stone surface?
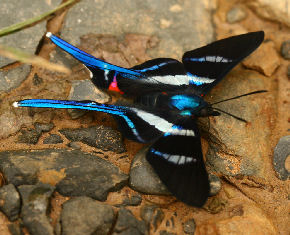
[17,128,42,144]
[226,6,247,23]
[206,69,272,177]
[61,0,216,59]
[0,149,128,201]
[129,147,170,195]
[246,0,290,27]
[273,136,290,180]
[113,208,148,235]
[243,41,280,76]
[196,203,277,235]
[18,183,55,235]
[0,0,61,67]
[67,79,110,119]
[43,134,63,144]
[121,194,142,207]
[60,125,125,153]
[0,184,20,221]
[281,40,290,60]
[183,219,196,234]
[61,197,115,235]
[140,205,164,232]
[0,65,31,93]
[0,104,33,139]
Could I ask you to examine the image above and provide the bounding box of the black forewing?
[117,58,187,96]
[182,31,264,95]
[146,121,209,207]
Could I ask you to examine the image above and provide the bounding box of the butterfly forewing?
[182,31,264,95]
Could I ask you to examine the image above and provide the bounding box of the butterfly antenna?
[211,90,267,105]
[213,107,247,123]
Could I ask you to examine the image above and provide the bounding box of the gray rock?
[113,208,148,235]
[129,147,170,195]
[34,122,54,132]
[61,197,115,235]
[273,136,290,180]
[287,65,290,78]
[60,125,125,153]
[281,40,290,60]
[67,141,81,149]
[140,205,164,231]
[121,194,142,207]
[8,224,22,235]
[0,149,128,201]
[18,183,55,235]
[67,79,110,119]
[17,128,42,144]
[0,184,20,221]
[43,134,63,144]
[183,219,196,234]
[0,0,61,67]
[226,7,247,23]
[0,64,30,93]
[32,73,43,86]
[61,0,216,59]
[208,174,222,196]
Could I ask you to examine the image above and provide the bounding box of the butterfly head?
[170,94,220,117]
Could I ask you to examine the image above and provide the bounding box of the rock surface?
[273,135,290,180]
[67,79,110,119]
[43,134,63,144]
[246,0,290,27]
[208,174,222,196]
[140,205,165,231]
[61,0,216,59]
[226,6,247,23]
[281,40,290,60]
[0,65,31,92]
[60,126,126,153]
[243,41,280,76]
[183,219,196,234]
[112,208,148,235]
[0,149,128,201]
[0,184,20,221]
[61,197,115,235]
[18,183,55,235]
[0,0,61,67]
[129,147,170,195]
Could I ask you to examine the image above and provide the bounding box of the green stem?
[0,0,78,37]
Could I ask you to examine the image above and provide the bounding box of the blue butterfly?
[14,31,265,207]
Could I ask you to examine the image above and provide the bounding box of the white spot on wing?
[12,102,19,107]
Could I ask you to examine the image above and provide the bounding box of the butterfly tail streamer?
[13,99,164,143]
[46,32,141,77]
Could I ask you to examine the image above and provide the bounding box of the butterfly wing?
[146,121,209,207]
[47,33,188,95]
[182,31,264,95]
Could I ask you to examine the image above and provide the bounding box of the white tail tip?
[46,32,52,38]
[13,102,19,107]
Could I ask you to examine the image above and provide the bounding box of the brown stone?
[243,41,280,76]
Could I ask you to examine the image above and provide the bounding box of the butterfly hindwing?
[146,121,209,207]
[182,31,264,95]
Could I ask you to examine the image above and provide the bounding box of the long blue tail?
[46,32,141,76]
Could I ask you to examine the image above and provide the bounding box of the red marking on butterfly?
[108,75,124,94]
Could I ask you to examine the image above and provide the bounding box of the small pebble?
[183,219,196,234]
[34,122,54,132]
[0,184,20,221]
[287,65,290,79]
[281,40,290,60]
[226,7,247,23]
[209,174,222,196]
[17,128,41,144]
[273,136,290,180]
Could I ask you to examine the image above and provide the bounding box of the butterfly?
[14,31,265,207]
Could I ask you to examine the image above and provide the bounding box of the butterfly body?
[14,31,265,207]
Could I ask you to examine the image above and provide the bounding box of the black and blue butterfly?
[14,31,265,207]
